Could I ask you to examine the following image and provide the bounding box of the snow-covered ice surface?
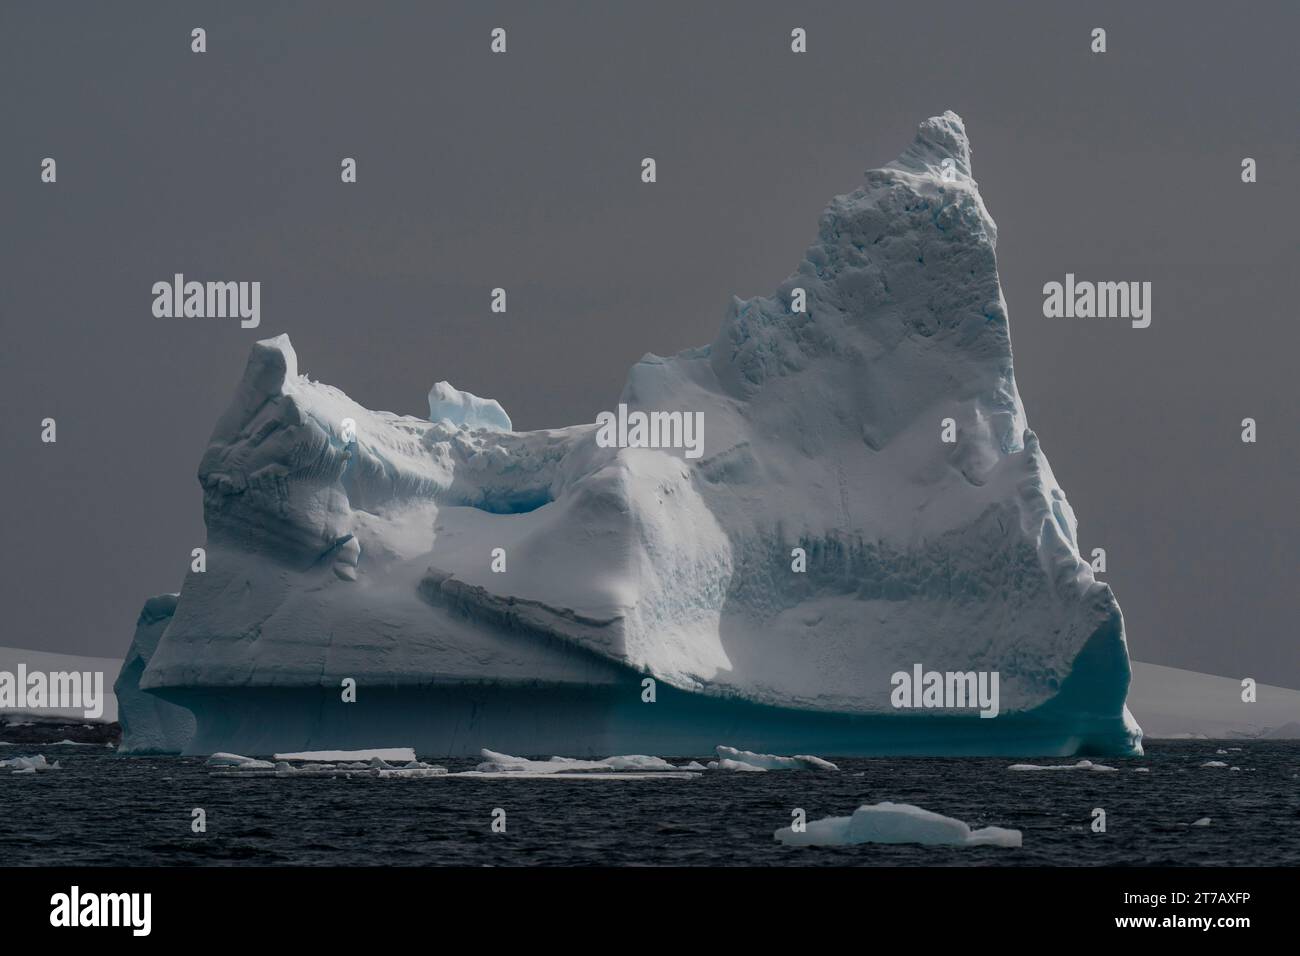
[775,802,1021,848]
[1007,759,1118,772]
[1126,662,1300,739]
[125,112,1141,758]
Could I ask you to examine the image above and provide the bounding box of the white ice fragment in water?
[0,754,60,772]
[1200,760,1229,768]
[1007,759,1117,772]
[1191,817,1212,826]
[598,755,677,771]
[711,758,768,772]
[205,753,275,769]
[475,749,684,774]
[712,746,839,771]
[274,748,417,763]
[775,802,1021,848]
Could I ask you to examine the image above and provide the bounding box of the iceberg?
[114,595,196,754]
[124,112,1140,758]
[775,802,1021,848]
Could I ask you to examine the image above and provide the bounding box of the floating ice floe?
[1191,817,1212,826]
[1,754,60,773]
[707,746,839,772]
[1200,760,1229,768]
[677,761,708,771]
[209,752,448,778]
[206,753,275,770]
[1007,759,1117,772]
[278,757,447,778]
[458,750,696,780]
[456,771,694,781]
[472,749,680,774]
[273,748,418,763]
[775,802,1021,848]
[711,758,768,772]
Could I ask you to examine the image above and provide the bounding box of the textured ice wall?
[114,594,196,754]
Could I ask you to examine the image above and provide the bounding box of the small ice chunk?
[1191,817,1212,826]
[1200,760,1229,768]
[274,748,417,763]
[1007,759,1117,772]
[776,802,1021,848]
[678,761,708,771]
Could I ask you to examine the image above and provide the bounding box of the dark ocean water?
[1,740,1296,866]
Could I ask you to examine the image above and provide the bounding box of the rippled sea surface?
[1,740,1296,866]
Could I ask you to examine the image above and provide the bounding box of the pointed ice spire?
[886,110,974,180]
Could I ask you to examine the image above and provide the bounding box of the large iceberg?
[126,112,1141,758]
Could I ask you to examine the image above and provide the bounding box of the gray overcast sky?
[2,1,1296,686]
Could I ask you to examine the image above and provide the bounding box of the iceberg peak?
[427,381,512,432]
[887,110,974,179]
